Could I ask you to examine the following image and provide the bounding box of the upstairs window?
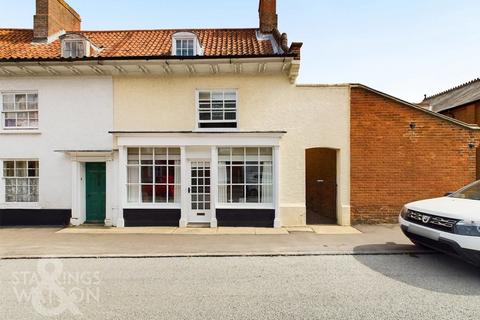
[197,90,238,129]
[2,93,39,129]
[62,40,87,58]
[172,32,203,57]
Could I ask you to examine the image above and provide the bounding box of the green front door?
[85,163,106,223]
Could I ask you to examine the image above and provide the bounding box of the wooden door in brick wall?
[477,148,480,180]
[305,148,337,224]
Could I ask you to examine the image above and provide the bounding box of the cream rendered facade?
[0,0,350,228]
[113,74,351,227]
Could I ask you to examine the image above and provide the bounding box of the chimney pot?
[259,0,278,33]
[280,32,288,49]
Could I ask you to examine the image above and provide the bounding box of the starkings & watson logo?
[12,259,101,317]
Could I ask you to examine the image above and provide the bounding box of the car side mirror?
[444,192,454,197]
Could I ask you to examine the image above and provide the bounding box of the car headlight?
[400,206,409,219]
[454,220,480,237]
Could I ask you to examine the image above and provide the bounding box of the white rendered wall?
[0,77,113,210]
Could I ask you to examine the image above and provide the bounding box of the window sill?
[0,203,42,210]
[216,203,275,210]
[194,128,239,133]
[0,130,41,135]
[123,203,181,210]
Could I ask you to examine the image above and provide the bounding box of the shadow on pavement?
[353,244,480,296]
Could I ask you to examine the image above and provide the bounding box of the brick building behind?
[350,85,480,223]
[422,78,480,126]
[441,101,480,126]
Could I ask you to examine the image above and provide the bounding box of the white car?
[399,180,480,266]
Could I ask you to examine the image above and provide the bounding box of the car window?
[450,181,480,200]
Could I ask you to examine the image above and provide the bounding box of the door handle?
[316,180,325,183]
[188,187,191,194]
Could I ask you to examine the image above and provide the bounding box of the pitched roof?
[0,28,284,61]
[423,78,480,112]
[351,83,480,131]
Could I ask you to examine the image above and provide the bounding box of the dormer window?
[62,40,86,58]
[172,32,203,57]
[60,33,99,58]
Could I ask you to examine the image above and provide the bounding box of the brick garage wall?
[350,86,480,223]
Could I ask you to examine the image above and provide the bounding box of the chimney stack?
[259,0,278,33]
[33,0,81,43]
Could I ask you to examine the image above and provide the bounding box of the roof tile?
[0,28,279,60]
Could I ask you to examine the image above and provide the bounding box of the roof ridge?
[426,78,480,99]
[0,27,259,32]
[80,27,259,33]
[0,28,32,31]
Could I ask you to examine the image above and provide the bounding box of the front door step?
[84,221,104,225]
[187,223,211,228]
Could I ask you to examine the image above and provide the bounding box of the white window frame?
[172,32,204,57]
[216,147,274,208]
[0,159,40,206]
[125,147,182,208]
[175,38,195,57]
[195,89,239,132]
[1,91,39,130]
[61,39,89,58]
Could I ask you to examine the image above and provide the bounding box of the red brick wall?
[350,87,479,223]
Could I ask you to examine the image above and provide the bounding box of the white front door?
[188,160,212,223]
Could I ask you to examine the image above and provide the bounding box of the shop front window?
[127,148,181,204]
[218,147,273,204]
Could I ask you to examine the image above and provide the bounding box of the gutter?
[0,54,296,64]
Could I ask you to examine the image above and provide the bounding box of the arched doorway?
[305,148,337,225]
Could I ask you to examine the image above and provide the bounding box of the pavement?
[55,225,361,235]
[1,255,479,319]
[0,224,428,259]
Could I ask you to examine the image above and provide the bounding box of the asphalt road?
[0,254,479,320]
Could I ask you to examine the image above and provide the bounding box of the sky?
[1,0,479,102]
